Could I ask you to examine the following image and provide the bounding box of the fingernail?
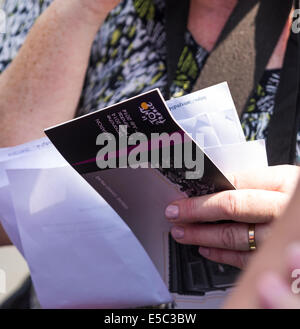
[165,205,179,220]
[199,247,210,257]
[171,226,184,239]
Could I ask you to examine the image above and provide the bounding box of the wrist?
[77,0,120,20]
[72,0,120,29]
[52,0,117,33]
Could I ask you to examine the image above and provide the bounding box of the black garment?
[166,0,299,165]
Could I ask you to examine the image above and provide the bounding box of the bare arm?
[0,0,119,246]
[0,0,119,147]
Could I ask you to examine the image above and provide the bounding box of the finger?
[257,273,300,309]
[171,223,271,251]
[198,247,251,269]
[227,165,299,192]
[165,189,288,224]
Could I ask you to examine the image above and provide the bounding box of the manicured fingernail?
[165,205,179,220]
[199,247,210,257]
[171,226,184,239]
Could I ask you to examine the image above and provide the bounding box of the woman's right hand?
[165,165,299,269]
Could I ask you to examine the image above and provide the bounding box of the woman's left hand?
[165,165,300,269]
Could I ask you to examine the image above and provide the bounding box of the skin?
[165,0,294,269]
[224,180,300,308]
[0,0,295,255]
[0,0,121,245]
[188,0,292,68]
[165,165,300,268]
[0,0,120,147]
[255,244,300,309]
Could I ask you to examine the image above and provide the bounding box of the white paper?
[208,109,245,145]
[0,84,269,309]
[176,113,221,148]
[204,140,268,174]
[7,166,171,308]
[167,82,245,146]
[0,138,67,253]
[0,137,53,163]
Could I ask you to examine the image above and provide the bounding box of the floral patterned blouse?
[0,0,298,162]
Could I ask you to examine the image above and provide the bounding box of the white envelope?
[0,138,67,253]
[6,166,171,308]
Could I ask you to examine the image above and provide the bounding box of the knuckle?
[236,252,248,269]
[216,251,226,265]
[187,226,200,243]
[219,224,238,250]
[220,191,239,219]
[213,250,228,266]
[228,173,238,189]
[279,194,289,211]
[277,165,300,192]
[183,198,199,220]
[273,201,283,219]
[268,194,289,221]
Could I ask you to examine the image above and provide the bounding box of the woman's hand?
[165,165,300,269]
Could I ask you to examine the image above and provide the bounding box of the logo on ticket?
[139,102,166,125]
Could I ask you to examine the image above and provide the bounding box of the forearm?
[0,0,114,146]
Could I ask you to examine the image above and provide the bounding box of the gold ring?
[248,224,256,251]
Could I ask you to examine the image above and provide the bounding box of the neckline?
[185,29,210,55]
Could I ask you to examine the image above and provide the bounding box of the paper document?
[7,166,171,308]
[0,82,268,309]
